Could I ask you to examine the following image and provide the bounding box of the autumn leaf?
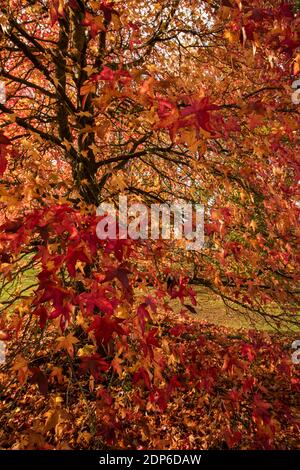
[111,356,123,378]
[29,367,48,396]
[12,355,29,385]
[80,353,110,379]
[44,407,70,434]
[56,333,79,358]
[0,132,11,176]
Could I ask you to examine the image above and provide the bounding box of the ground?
[0,278,299,450]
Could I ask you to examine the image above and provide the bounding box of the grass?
[169,286,300,333]
[0,259,38,313]
[0,265,298,334]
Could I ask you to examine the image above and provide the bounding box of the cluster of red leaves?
[0,316,299,450]
[155,96,221,140]
[0,204,299,450]
[0,133,11,176]
[93,321,300,450]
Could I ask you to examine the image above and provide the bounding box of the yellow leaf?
[77,431,92,445]
[56,333,79,358]
[50,367,64,385]
[12,355,29,384]
[110,173,127,191]
[115,304,129,319]
[77,344,96,357]
[80,81,95,96]
[44,407,69,434]
[111,12,121,30]
[224,30,235,43]
[294,54,300,75]
[83,65,97,76]
[89,374,95,392]
[249,219,257,232]
[62,139,72,151]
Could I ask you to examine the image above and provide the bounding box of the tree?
[0,0,299,450]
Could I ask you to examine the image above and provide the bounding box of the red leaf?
[29,367,48,395]
[225,427,242,448]
[81,12,105,38]
[145,327,159,348]
[104,265,132,293]
[0,133,11,176]
[99,65,115,81]
[49,0,65,26]
[137,303,150,334]
[0,146,7,176]
[0,133,11,145]
[133,367,151,389]
[88,315,125,345]
[80,353,110,379]
[65,249,90,277]
[100,1,119,24]
[178,97,219,133]
[33,306,48,329]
